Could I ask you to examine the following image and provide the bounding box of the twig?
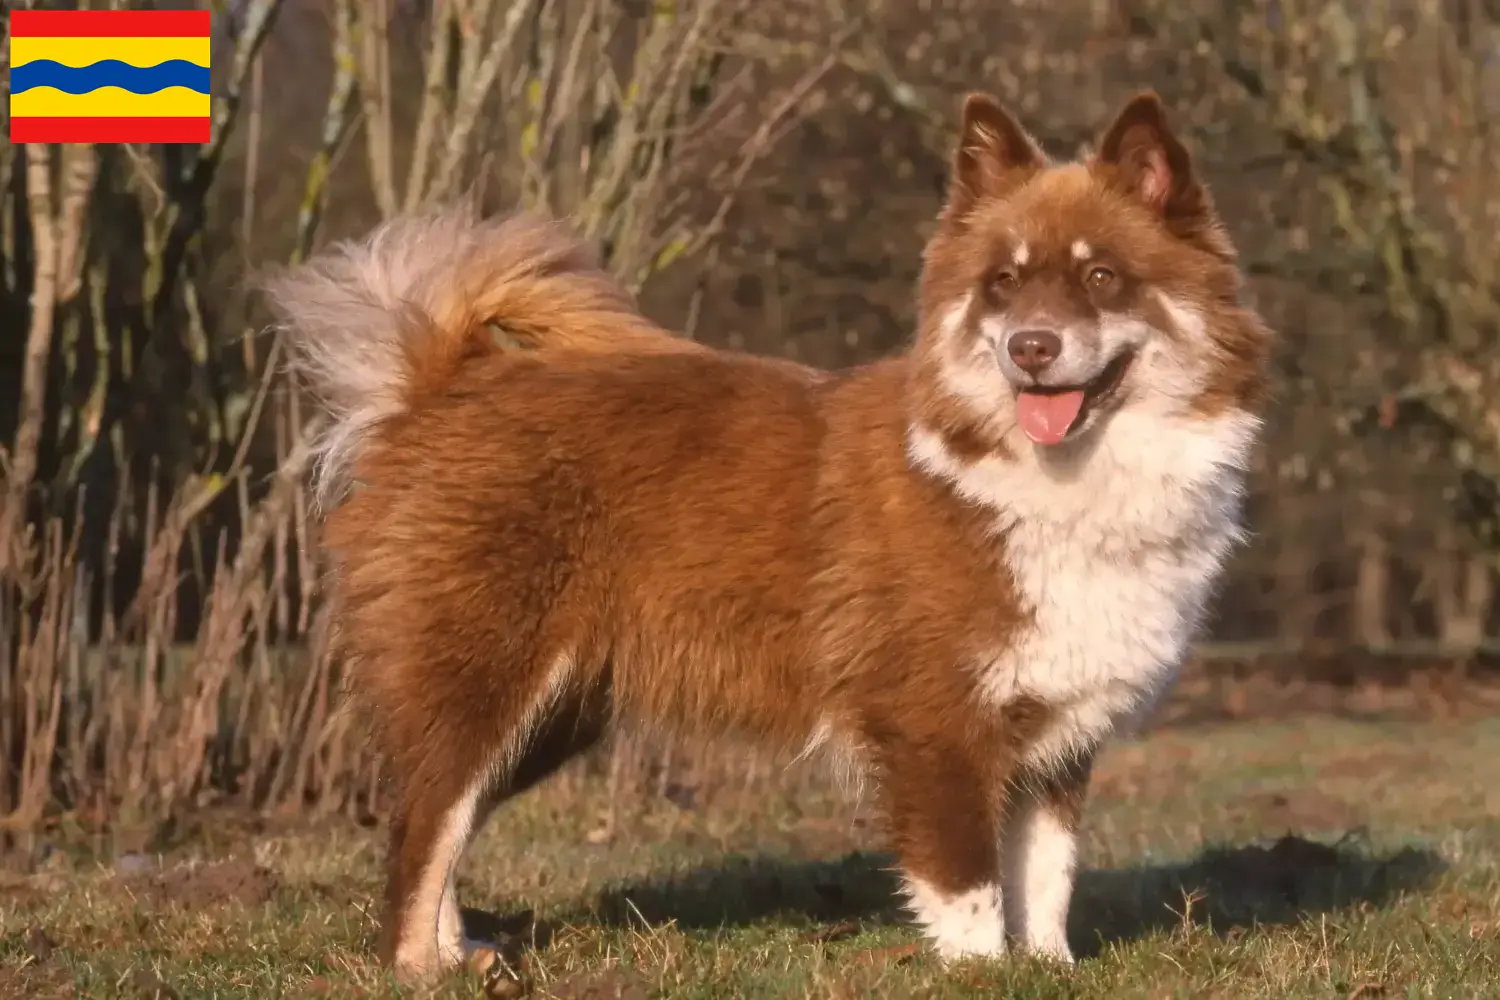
[355,0,399,218]
[429,0,540,201]
[292,0,360,264]
[646,41,843,290]
[56,261,112,491]
[53,143,98,305]
[403,0,456,210]
[150,0,284,324]
[163,426,322,811]
[240,45,265,262]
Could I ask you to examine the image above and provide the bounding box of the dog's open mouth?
[1014,351,1135,446]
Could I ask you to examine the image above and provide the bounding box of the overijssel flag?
[9,9,211,145]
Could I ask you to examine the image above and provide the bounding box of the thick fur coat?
[263,91,1273,977]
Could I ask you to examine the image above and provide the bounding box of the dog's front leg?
[872,730,1009,961]
[998,753,1094,964]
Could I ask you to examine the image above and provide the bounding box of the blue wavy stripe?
[10,60,209,96]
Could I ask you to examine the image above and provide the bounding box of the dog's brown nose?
[1007,330,1062,375]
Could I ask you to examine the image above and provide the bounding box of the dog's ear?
[1094,92,1210,225]
[944,93,1046,222]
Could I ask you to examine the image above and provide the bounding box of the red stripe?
[9,117,210,144]
[9,10,210,38]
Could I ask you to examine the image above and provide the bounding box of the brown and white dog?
[264,91,1272,978]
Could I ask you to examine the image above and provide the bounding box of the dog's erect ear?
[945,93,1046,220]
[1095,92,1209,224]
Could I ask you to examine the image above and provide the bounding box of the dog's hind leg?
[380,653,609,980]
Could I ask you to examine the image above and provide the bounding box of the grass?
[3,713,1499,998]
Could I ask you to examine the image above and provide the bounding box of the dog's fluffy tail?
[261,204,686,506]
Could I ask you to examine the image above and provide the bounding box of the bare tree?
[0,0,833,828]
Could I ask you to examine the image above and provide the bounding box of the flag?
[8,9,211,145]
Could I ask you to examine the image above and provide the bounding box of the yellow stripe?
[10,37,210,68]
[9,86,210,118]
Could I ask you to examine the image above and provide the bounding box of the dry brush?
[0,0,835,835]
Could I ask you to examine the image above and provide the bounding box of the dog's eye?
[990,270,1020,294]
[1086,266,1116,289]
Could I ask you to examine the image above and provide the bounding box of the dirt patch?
[130,969,182,999]
[546,967,652,1000]
[123,856,278,910]
[1318,748,1442,781]
[1237,790,1362,833]
[28,924,58,965]
[0,964,73,1000]
[302,874,368,908]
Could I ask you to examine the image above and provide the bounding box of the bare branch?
[0,145,60,580]
[356,0,399,219]
[54,144,98,305]
[292,0,361,264]
[428,0,540,202]
[403,0,457,211]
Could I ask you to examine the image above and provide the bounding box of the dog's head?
[914,92,1270,453]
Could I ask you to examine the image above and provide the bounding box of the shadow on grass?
[576,834,1446,956]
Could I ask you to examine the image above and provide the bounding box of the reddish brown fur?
[265,91,1273,976]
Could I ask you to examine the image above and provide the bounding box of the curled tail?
[261,204,687,506]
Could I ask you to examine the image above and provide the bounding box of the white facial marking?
[902,878,1007,961]
[983,310,1155,394]
[1154,290,1209,340]
[939,290,1224,433]
[1001,802,1078,963]
[935,295,1010,426]
[1012,241,1030,267]
[1070,240,1092,261]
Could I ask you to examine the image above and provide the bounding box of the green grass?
[4,715,1499,998]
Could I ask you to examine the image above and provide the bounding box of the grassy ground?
[3,713,1498,999]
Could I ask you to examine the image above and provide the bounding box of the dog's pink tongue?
[1016,390,1085,446]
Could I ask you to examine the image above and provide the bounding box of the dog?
[263,90,1272,978]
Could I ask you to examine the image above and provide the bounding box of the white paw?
[904,879,1008,961]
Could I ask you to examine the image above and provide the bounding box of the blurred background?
[2,0,1498,834]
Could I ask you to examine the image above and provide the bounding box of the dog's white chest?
[989,519,1235,767]
[909,409,1257,769]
